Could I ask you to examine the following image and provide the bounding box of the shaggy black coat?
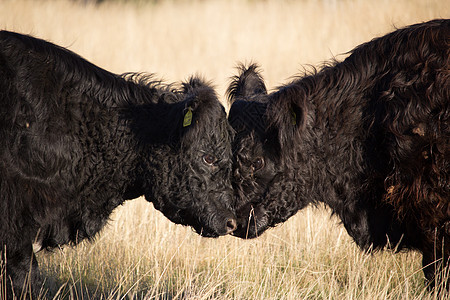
[0,31,236,298]
[227,19,449,287]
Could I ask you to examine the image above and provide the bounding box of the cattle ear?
[227,63,267,106]
[266,85,308,156]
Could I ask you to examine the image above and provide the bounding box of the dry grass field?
[1,0,449,299]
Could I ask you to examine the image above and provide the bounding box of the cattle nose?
[226,218,237,234]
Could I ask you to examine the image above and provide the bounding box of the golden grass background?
[1,0,449,299]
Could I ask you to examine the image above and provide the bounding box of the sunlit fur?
[227,19,449,288]
[0,31,235,298]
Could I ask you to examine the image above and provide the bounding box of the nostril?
[226,218,237,234]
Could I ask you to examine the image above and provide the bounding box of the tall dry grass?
[1,0,448,299]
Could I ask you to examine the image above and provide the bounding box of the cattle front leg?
[1,243,42,299]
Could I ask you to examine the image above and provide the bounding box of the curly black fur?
[227,19,449,287]
[0,31,236,298]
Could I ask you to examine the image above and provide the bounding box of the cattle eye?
[252,157,264,171]
[202,154,217,166]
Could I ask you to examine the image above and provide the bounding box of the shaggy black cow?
[0,31,236,298]
[227,19,449,287]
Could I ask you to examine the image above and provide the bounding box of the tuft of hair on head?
[226,62,267,106]
[182,75,215,94]
[179,75,220,115]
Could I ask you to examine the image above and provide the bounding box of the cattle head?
[131,77,236,237]
[227,64,309,238]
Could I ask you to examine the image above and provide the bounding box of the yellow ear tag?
[290,108,297,125]
[183,107,193,127]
